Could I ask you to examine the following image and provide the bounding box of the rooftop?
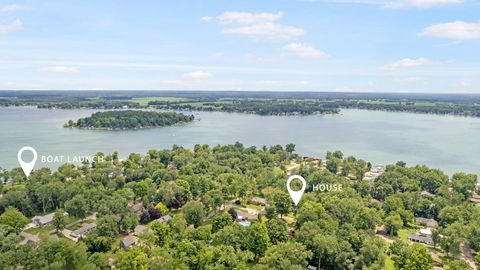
[416,217,438,228]
[71,223,96,237]
[408,234,434,246]
[134,225,150,236]
[156,215,172,223]
[121,236,137,248]
[32,212,55,225]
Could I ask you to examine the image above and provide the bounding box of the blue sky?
[0,0,479,92]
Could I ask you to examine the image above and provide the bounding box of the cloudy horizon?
[0,0,479,93]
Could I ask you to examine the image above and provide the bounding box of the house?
[249,197,268,206]
[120,236,137,249]
[166,164,177,171]
[420,191,436,198]
[363,165,386,182]
[372,165,385,173]
[408,234,434,246]
[32,212,55,227]
[230,208,258,221]
[133,225,151,236]
[468,195,480,205]
[156,215,172,223]
[420,228,432,237]
[129,202,145,213]
[70,223,97,238]
[416,217,438,228]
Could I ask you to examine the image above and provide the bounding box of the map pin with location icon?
[287,175,306,206]
[17,146,37,177]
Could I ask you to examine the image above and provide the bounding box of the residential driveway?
[461,243,478,270]
[61,228,78,242]
[376,234,394,244]
[19,231,39,245]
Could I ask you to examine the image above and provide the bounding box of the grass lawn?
[25,225,54,234]
[286,212,296,219]
[245,204,263,211]
[386,228,417,242]
[68,220,94,231]
[397,228,417,242]
[69,223,83,231]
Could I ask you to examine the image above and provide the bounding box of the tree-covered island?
[64,110,195,130]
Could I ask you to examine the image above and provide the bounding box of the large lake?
[1,106,479,175]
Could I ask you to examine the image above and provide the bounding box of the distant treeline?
[151,99,480,117]
[0,97,141,109]
[65,110,194,129]
[337,100,480,117]
[151,99,340,115]
[2,91,480,117]
[2,90,480,103]
[37,101,142,110]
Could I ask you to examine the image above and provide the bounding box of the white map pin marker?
[286,175,306,206]
[17,146,37,177]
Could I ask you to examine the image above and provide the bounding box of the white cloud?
[162,79,184,85]
[384,0,463,8]
[207,11,304,41]
[224,22,304,40]
[396,77,425,83]
[217,11,283,24]
[40,66,79,73]
[182,71,212,79]
[201,16,213,22]
[211,52,223,59]
[282,43,327,59]
[299,80,310,85]
[163,71,213,87]
[1,82,43,90]
[0,4,26,12]
[381,58,431,70]
[419,21,480,40]
[306,0,463,8]
[0,19,22,34]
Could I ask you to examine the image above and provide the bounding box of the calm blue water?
[1,106,479,175]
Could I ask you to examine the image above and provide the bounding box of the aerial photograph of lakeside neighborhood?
[1,1,480,270]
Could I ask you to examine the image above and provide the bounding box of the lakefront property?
[1,0,480,269]
[2,142,479,269]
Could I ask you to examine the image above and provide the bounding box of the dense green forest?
[0,144,478,269]
[65,110,195,130]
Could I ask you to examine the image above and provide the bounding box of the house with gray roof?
[408,234,434,246]
[420,191,436,198]
[32,212,55,227]
[156,215,172,223]
[415,217,438,228]
[133,224,151,236]
[120,236,138,249]
[70,223,97,238]
[249,197,268,206]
